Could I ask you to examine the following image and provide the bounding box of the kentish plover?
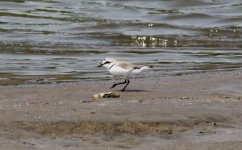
[97,58,152,91]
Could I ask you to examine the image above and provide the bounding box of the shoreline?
[0,70,242,149]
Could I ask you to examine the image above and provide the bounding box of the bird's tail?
[141,65,153,70]
[132,65,153,76]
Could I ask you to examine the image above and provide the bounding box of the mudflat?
[0,71,242,150]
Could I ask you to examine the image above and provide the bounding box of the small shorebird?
[97,58,152,91]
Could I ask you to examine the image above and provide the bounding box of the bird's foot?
[120,87,126,92]
[120,88,126,91]
[110,83,117,89]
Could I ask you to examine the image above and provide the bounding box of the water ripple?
[0,0,242,85]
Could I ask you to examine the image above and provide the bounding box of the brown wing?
[116,61,142,70]
[116,61,134,69]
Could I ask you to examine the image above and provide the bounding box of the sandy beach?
[0,70,242,149]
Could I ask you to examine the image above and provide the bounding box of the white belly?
[109,66,133,76]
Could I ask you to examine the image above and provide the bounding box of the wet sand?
[1,71,242,150]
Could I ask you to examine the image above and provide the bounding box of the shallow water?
[0,0,242,85]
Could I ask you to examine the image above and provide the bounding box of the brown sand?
[1,71,242,149]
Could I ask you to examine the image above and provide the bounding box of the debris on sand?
[93,92,120,99]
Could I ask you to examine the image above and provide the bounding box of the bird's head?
[97,58,116,68]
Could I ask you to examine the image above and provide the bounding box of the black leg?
[110,79,127,89]
[121,79,130,91]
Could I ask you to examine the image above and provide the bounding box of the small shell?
[93,92,120,99]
